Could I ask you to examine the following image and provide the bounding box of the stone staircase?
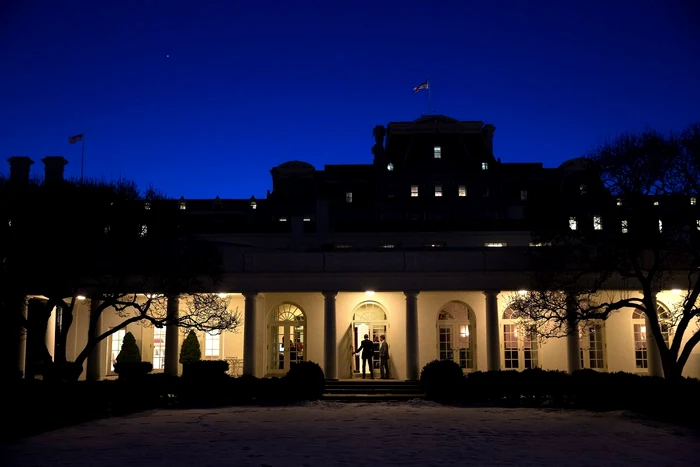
[323,379,425,402]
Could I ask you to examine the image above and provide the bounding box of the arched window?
[632,305,673,369]
[437,301,475,370]
[502,307,539,369]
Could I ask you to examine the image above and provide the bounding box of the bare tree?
[508,124,700,380]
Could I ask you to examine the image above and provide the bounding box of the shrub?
[179,330,201,365]
[189,360,230,380]
[283,361,325,401]
[420,359,464,401]
[114,361,153,380]
[116,332,141,364]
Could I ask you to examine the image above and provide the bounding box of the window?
[387,163,394,171]
[109,329,127,372]
[437,301,475,370]
[485,242,507,247]
[303,217,311,222]
[379,243,396,249]
[434,146,441,159]
[569,217,577,230]
[691,197,697,206]
[653,201,659,206]
[697,219,700,231]
[502,308,539,370]
[580,184,587,195]
[434,185,442,197]
[621,219,628,233]
[104,225,111,235]
[593,216,602,230]
[520,190,528,201]
[279,217,287,222]
[632,310,648,369]
[425,242,445,248]
[346,192,353,203]
[152,327,166,370]
[179,198,187,210]
[205,331,220,357]
[458,185,467,197]
[144,201,151,210]
[658,219,663,233]
[250,200,257,210]
[139,224,148,237]
[616,198,623,206]
[580,323,605,370]
[481,162,488,170]
[411,185,419,197]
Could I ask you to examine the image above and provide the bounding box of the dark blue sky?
[2,0,699,199]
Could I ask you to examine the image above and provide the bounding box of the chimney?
[41,156,68,184]
[7,156,34,184]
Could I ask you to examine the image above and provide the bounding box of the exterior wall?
[55,289,700,381]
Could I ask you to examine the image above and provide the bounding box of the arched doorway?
[436,301,475,371]
[351,302,389,378]
[268,303,306,374]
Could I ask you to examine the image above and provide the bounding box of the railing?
[226,357,243,377]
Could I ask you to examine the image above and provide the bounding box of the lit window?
[179,198,187,210]
[621,220,628,233]
[205,331,220,357]
[346,192,353,203]
[696,220,700,231]
[580,184,587,195]
[411,185,419,197]
[529,242,546,247]
[145,201,151,210]
[569,217,577,230]
[616,198,622,206]
[379,243,396,249]
[279,217,287,222]
[593,216,602,230]
[7,219,11,227]
[425,242,445,248]
[653,201,659,206]
[691,197,697,206]
[250,201,257,210]
[658,219,663,232]
[153,327,166,370]
[520,190,528,201]
[481,162,488,170]
[434,146,441,159]
[434,185,442,197]
[485,242,507,247]
[139,224,148,237]
[104,225,111,234]
[303,217,311,222]
[109,329,126,372]
[458,185,467,197]
[387,163,394,171]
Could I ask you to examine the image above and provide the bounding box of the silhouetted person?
[379,334,390,379]
[355,334,374,379]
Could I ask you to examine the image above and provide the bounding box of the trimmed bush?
[114,332,152,380]
[116,332,141,364]
[189,360,230,380]
[420,359,464,401]
[283,361,325,401]
[179,330,201,365]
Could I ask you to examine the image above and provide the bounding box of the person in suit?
[379,334,390,379]
[355,334,375,379]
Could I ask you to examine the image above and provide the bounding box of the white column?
[323,291,338,380]
[404,291,420,381]
[484,291,501,371]
[566,295,581,373]
[645,314,663,377]
[164,295,180,377]
[86,298,104,381]
[45,306,56,360]
[243,292,258,376]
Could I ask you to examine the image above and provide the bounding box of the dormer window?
[346,192,353,203]
[411,185,419,197]
[658,219,663,232]
[434,185,442,197]
[569,217,578,230]
[179,198,187,210]
[691,197,697,206]
[387,163,394,171]
[144,201,151,211]
[458,185,466,197]
[250,200,257,210]
[434,146,441,159]
[621,220,628,233]
[653,201,659,206]
[593,216,602,230]
[616,198,623,206]
[481,162,488,170]
[139,224,148,237]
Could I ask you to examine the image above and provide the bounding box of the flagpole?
[80,132,85,183]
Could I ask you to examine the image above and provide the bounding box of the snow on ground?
[3,401,698,467]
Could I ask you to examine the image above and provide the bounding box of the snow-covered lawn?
[3,401,698,466]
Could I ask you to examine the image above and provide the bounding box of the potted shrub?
[113,332,152,380]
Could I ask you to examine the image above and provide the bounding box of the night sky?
[1,0,698,199]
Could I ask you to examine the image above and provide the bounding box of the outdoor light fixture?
[76,295,86,301]
[671,289,682,295]
[518,290,527,296]
[365,290,375,296]
[217,293,228,298]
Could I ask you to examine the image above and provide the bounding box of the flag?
[413,80,429,93]
[69,133,83,144]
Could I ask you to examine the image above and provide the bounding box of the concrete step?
[322,393,426,402]
[324,380,424,397]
